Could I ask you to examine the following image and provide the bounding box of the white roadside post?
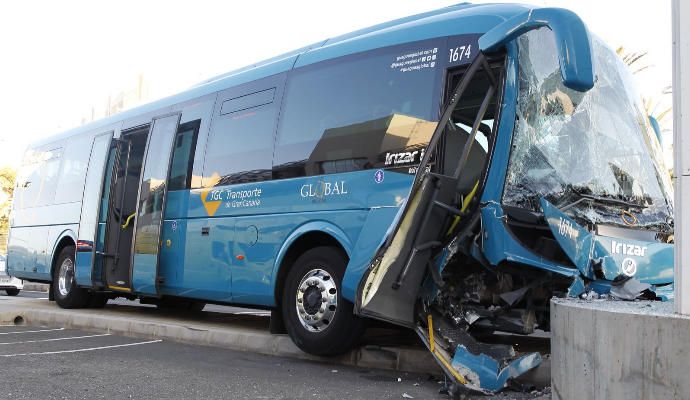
[673,0,690,314]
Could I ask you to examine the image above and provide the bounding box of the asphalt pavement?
[0,324,447,400]
[2,291,551,399]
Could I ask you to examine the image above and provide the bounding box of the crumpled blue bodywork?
[356,4,674,396]
[452,347,542,393]
[541,198,674,298]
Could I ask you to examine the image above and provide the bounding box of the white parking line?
[0,328,65,335]
[0,339,163,357]
[0,333,111,345]
[0,325,49,328]
[234,311,271,316]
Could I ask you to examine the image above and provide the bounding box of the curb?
[22,283,49,292]
[0,304,442,376]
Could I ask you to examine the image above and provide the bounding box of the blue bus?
[6,3,674,393]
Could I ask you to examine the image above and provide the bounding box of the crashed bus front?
[356,7,673,394]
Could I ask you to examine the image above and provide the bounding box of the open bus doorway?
[100,126,149,292]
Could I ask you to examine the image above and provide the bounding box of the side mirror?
[478,7,595,92]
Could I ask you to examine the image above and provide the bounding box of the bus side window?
[168,119,201,191]
[273,40,442,179]
[15,148,62,209]
[202,77,283,187]
[54,138,92,204]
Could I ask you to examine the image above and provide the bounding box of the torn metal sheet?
[500,286,530,306]
[421,313,541,394]
[609,277,652,301]
[542,197,674,296]
[451,347,541,393]
[567,276,586,297]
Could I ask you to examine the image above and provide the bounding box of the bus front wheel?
[52,246,91,308]
[282,246,366,356]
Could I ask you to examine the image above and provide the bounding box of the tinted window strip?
[220,88,276,115]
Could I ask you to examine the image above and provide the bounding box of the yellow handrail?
[121,213,136,229]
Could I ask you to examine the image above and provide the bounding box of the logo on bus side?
[385,149,425,167]
[374,169,384,184]
[300,180,348,199]
[200,187,263,216]
[611,240,647,257]
[200,189,222,217]
[621,258,637,277]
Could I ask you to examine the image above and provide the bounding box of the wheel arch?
[50,230,77,280]
[272,222,352,308]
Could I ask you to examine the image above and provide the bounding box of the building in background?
[81,74,150,125]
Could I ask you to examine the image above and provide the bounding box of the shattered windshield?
[502,28,673,231]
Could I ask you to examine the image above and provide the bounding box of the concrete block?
[551,299,690,400]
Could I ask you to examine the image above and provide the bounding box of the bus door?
[99,125,149,292]
[130,114,181,295]
[356,53,500,325]
[99,114,180,295]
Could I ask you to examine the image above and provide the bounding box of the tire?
[52,246,91,308]
[5,289,20,296]
[282,246,366,356]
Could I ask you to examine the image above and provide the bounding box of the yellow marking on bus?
[427,314,467,385]
[446,181,480,236]
[434,348,468,385]
[427,314,435,352]
[108,285,131,293]
[200,189,222,217]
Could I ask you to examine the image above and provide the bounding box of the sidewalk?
[22,282,49,292]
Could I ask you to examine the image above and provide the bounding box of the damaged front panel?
[359,51,548,393]
[356,7,674,395]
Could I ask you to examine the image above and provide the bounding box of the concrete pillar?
[551,299,690,399]
[673,0,690,314]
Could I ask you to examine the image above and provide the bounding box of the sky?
[0,0,673,168]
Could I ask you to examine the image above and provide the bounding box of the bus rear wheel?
[282,246,366,356]
[5,289,20,296]
[52,246,91,308]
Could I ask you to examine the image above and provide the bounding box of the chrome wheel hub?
[296,269,338,332]
[58,258,74,297]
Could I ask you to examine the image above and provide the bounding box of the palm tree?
[616,46,674,176]
[616,47,672,128]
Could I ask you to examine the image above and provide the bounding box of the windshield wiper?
[559,192,648,212]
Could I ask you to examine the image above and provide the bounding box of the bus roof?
[32,2,530,148]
